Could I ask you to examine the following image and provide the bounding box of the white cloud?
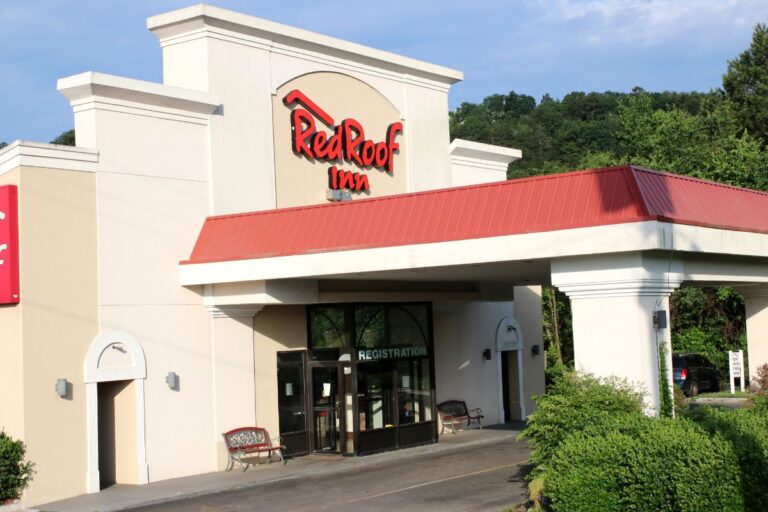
[527,0,768,47]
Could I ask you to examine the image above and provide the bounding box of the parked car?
[672,353,721,396]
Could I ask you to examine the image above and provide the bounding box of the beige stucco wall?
[433,301,515,426]
[211,312,257,470]
[15,166,99,505]
[0,168,24,440]
[70,73,217,484]
[253,306,307,439]
[273,72,407,208]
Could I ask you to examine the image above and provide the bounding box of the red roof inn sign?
[0,186,20,304]
[284,89,403,193]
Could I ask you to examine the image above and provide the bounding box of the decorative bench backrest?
[223,427,270,453]
[437,400,468,418]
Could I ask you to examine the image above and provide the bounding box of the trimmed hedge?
[0,431,33,502]
[519,371,645,474]
[690,406,768,511]
[546,415,743,512]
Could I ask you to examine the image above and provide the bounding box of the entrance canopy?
[180,165,768,286]
[181,164,768,415]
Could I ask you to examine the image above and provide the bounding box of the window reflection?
[397,359,432,424]
[357,362,393,431]
[310,307,346,348]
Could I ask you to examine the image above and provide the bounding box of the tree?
[723,23,768,143]
[51,129,75,146]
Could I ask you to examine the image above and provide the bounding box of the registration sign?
[0,186,19,304]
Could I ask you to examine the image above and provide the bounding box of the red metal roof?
[183,165,768,264]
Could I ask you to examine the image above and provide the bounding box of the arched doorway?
[497,316,526,422]
[84,330,148,493]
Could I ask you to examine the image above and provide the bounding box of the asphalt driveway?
[130,436,530,512]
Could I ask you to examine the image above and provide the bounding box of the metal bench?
[436,400,484,434]
[222,427,286,471]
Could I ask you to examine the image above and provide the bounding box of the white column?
[552,254,682,415]
[135,379,149,484]
[208,305,263,469]
[741,286,768,384]
[86,382,100,493]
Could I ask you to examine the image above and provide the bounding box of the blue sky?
[2,0,768,144]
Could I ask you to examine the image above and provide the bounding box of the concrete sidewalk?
[35,424,525,512]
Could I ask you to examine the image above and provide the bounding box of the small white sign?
[729,350,745,393]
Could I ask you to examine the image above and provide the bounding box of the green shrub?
[673,385,688,417]
[545,416,743,512]
[0,431,33,502]
[750,363,768,394]
[518,371,645,474]
[691,406,768,511]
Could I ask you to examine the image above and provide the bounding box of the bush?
[691,406,768,511]
[545,415,743,512]
[750,363,768,394]
[0,431,33,502]
[518,370,645,474]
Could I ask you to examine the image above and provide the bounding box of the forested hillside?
[450,23,768,376]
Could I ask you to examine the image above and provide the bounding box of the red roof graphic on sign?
[182,165,768,265]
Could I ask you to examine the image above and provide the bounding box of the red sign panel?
[0,185,20,304]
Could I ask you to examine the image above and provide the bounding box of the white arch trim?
[84,330,149,493]
[495,315,527,422]
[85,329,147,383]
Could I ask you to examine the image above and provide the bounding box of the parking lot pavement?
[37,426,529,512]
[131,436,530,512]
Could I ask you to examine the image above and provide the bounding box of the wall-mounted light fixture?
[165,372,179,390]
[531,344,540,357]
[55,379,69,398]
[482,348,492,361]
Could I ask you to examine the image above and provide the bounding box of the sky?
[2,0,768,144]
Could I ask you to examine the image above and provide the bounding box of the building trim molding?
[205,304,264,318]
[0,141,99,176]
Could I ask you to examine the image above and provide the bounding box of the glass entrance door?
[310,365,346,454]
[277,351,309,457]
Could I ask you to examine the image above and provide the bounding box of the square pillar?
[207,305,262,469]
[741,286,768,384]
[552,254,682,415]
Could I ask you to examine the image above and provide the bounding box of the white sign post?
[729,350,745,394]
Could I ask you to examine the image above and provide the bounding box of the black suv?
[672,353,721,396]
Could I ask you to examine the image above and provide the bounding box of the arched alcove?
[84,330,148,492]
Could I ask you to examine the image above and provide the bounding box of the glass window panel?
[309,307,346,349]
[397,359,433,424]
[277,364,306,434]
[355,306,387,348]
[357,362,393,431]
[388,305,428,347]
[277,351,303,364]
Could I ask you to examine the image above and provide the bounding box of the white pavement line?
[341,458,527,505]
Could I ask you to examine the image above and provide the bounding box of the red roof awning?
[183,165,768,265]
